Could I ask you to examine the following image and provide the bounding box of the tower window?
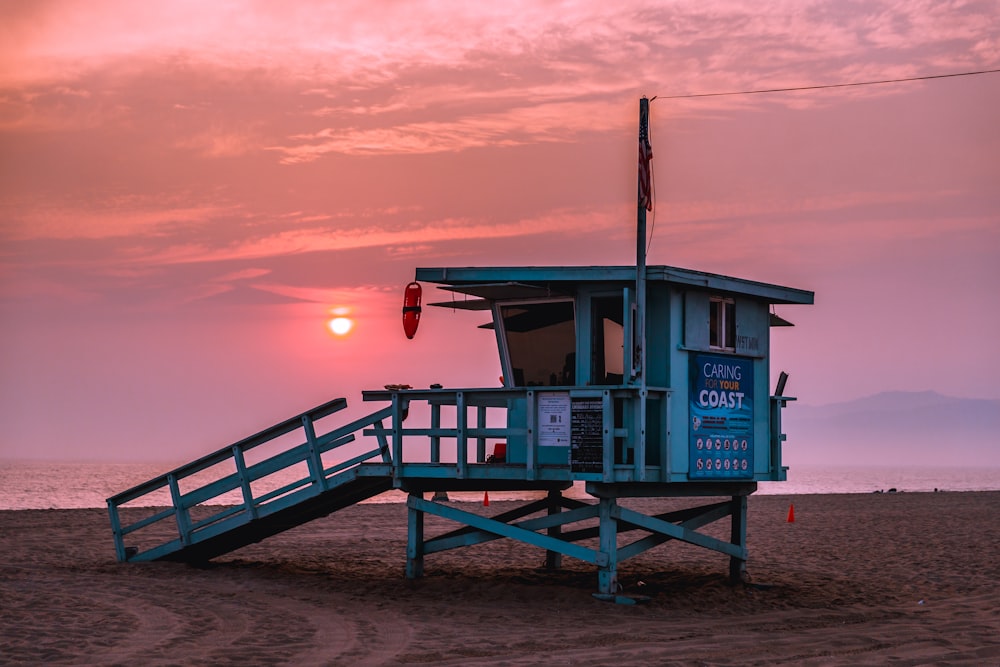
[499,300,576,386]
[710,297,735,351]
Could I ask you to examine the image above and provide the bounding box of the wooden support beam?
[525,391,536,481]
[546,490,563,570]
[601,390,614,482]
[167,473,191,546]
[107,501,126,562]
[613,505,746,559]
[430,404,441,463]
[231,445,258,520]
[408,495,606,566]
[301,415,328,491]
[456,392,467,479]
[729,494,748,584]
[406,492,424,579]
[392,396,406,485]
[476,405,487,462]
[560,501,730,543]
[616,501,733,561]
[421,502,599,555]
[597,497,619,595]
[429,498,551,542]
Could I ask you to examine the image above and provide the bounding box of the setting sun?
[328,317,353,336]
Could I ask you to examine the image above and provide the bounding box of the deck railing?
[769,394,795,481]
[362,385,672,484]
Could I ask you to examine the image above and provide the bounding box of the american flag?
[638,110,653,211]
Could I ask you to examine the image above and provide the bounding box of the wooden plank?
[392,395,404,485]
[430,498,550,541]
[106,501,126,562]
[232,445,257,520]
[179,471,242,508]
[430,404,441,462]
[322,447,383,477]
[613,505,745,559]
[559,502,729,543]
[363,427,510,439]
[128,537,185,562]
[252,476,314,506]
[182,508,255,544]
[729,495,748,584]
[168,474,191,546]
[407,495,424,579]
[476,405,487,462]
[301,415,328,491]
[423,503,599,555]
[188,505,246,533]
[455,392,467,479]
[408,494,606,566]
[617,502,733,561]
[119,507,175,536]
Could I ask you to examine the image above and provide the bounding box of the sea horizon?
[2,459,999,511]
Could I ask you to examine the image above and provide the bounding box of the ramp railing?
[107,398,393,562]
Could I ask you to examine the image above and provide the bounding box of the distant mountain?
[781,391,1000,467]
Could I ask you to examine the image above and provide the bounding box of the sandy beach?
[2,491,998,666]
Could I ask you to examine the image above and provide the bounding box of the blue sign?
[689,353,754,479]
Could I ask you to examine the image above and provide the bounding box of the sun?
[327,316,353,336]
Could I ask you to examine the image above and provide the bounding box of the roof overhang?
[435,281,568,301]
[416,266,814,305]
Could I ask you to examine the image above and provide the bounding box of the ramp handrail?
[107,398,393,561]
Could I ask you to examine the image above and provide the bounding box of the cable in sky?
[657,68,1000,99]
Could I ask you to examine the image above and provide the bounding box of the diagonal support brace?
[613,505,746,560]
[407,495,608,566]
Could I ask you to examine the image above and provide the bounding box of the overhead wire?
[643,66,1000,252]
[656,67,1000,100]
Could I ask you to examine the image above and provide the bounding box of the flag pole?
[634,96,651,384]
[633,96,651,480]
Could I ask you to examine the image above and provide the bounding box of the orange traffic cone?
[786,503,795,523]
[483,491,490,507]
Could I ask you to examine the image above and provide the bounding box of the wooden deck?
[107,391,762,595]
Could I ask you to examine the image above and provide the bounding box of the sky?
[1,0,998,463]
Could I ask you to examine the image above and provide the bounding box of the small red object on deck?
[787,503,795,523]
[483,491,490,507]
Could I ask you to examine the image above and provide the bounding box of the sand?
[2,491,998,666]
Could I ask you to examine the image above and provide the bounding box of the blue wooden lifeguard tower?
[107,99,813,598]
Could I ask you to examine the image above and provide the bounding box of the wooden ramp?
[155,472,393,563]
[106,398,396,563]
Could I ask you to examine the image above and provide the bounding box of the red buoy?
[402,281,422,339]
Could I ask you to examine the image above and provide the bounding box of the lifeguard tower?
[107,100,813,599]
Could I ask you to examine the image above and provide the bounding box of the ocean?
[2,460,999,511]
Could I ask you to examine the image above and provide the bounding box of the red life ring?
[402,282,422,339]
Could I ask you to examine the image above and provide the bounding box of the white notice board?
[537,392,571,446]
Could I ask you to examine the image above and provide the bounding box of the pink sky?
[1,1,998,462]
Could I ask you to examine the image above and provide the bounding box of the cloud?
[138,207,622,265]
[246,282,394,308]
[213,267,272,282]
[7,2,995,108]
[174,126,264,158]
[1,202,239,242]
[268,99,627,161]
